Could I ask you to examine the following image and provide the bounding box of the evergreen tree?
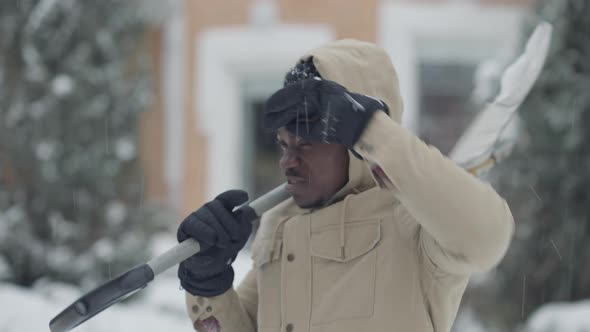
[475,0,590,328]
[0,0,169,287]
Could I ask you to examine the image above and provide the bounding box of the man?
[177,39,514,332]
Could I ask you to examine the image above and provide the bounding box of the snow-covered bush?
[0,0,170,287]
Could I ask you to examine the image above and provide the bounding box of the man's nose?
[279,150,300,170]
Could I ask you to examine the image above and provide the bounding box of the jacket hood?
[252,39,404,267]
[301,39,404,201]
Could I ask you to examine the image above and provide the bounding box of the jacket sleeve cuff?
[185,288,256,331]
[185,288,232,320]
[353,111,402,192]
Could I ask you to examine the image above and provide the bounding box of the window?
[418,61,478,155]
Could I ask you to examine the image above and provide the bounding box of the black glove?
[264,79,388,149]
[177,190,256,297]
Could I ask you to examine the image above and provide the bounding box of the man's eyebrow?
[275,137,311,148]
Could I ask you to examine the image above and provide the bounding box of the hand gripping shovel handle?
[49,183,289,332]
[148,183,289,275]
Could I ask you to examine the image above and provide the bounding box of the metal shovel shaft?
[49,183,289,332]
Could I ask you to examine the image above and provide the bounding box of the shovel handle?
[49,183,289,332]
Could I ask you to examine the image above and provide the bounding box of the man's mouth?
[287,175,308,185]
[287,176,307,185]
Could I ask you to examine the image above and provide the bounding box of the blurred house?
[141,0,534,217]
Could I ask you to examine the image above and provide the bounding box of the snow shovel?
[49,183,289,332]
[449,22,553,175]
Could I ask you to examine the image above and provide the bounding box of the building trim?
[197,25,334,198]
[162,1,186,211]
[379,2,526,132]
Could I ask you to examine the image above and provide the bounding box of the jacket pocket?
[309,219,381,325]
[252,236,283,328]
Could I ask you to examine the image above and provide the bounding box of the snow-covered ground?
[526,300,590,332]
[1,234,589,332]
[0,234,253,332]
[0,281,190,332]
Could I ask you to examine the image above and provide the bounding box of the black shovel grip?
[49,264,155,332]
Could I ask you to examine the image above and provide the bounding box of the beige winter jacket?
[185,39,514,332]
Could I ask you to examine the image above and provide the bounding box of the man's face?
[277,128,349,208]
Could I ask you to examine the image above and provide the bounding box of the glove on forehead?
[264,79,347,133]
